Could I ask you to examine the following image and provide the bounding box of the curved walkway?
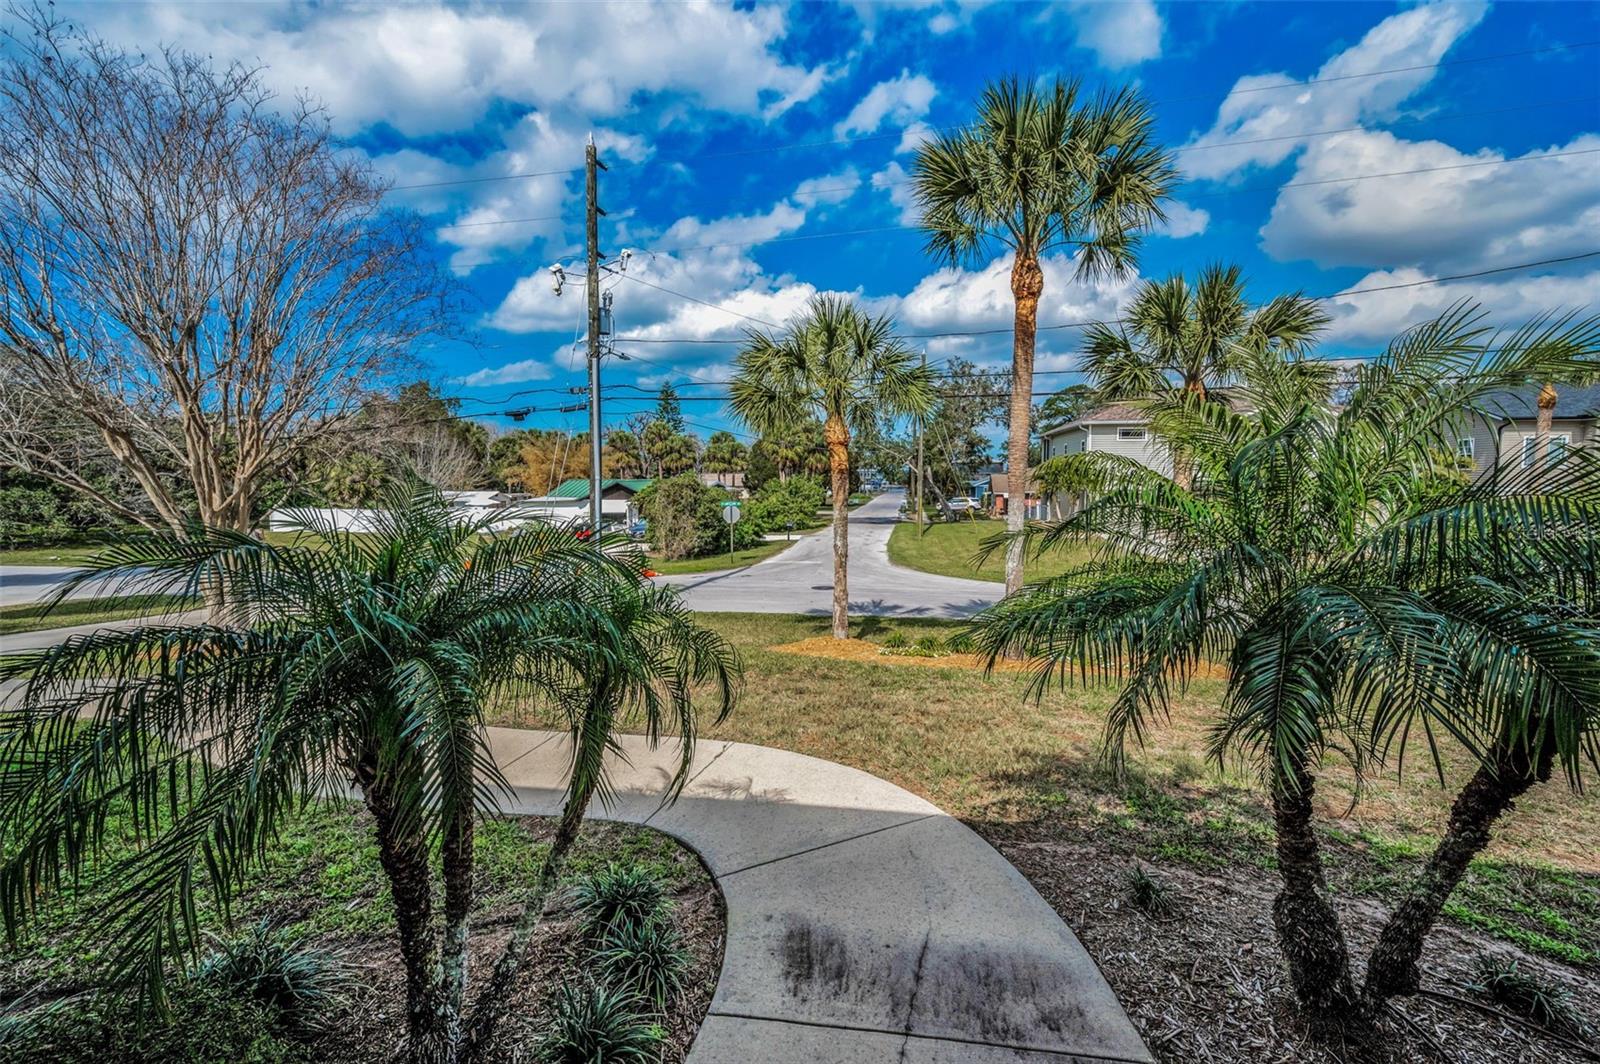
[656,490,1001,620]
[489,725,1151,1063]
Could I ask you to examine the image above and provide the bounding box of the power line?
[617,272,780,328]
[391,166,583,192]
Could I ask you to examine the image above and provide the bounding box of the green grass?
[644,538,796,575]
[0,543,105,565]
[0,595,196,635]
[489,612,1599,970]
[886,518,1093,582]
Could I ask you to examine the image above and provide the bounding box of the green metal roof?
[549,478,653,499]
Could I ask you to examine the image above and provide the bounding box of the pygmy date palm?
[913,75,1176,595]
[732,294,934,638]
[972,304,1600,1034]
[1081,263,1328,487]
[0,486,739,1063]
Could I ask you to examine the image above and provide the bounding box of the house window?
[1117,427,1147,441]
[1522,433,1571,468]
[1457,436,1475,460]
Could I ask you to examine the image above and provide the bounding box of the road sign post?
[720,501,742,565]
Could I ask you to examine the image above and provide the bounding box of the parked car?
[946,496,979,513]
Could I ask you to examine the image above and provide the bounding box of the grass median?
[886,518,1094,582]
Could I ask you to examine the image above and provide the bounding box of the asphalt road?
[656,489,1001,619]
[0,490,1001,630]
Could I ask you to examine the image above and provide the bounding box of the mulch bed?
[314,819,725,1063]
[983,826,1599,1064]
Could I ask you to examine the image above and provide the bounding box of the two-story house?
[1456,382,1600,476]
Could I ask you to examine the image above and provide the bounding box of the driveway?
[658,489,1001,619]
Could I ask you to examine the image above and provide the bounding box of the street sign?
[720,502,742,524]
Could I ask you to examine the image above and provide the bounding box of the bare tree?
[0,7,454,534]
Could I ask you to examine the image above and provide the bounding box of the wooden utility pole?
[584,138,607,532]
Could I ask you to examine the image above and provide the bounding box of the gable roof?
[1041,402,1148,436]
[1481,382,1600,420]
[549,478,653,499]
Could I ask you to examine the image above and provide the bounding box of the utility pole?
[915,349,926,536]
[585,137,606,533]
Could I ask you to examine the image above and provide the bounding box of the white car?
[946,496,980,513]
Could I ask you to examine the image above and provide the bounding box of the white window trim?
[1522,433,1572,467]
[1457,436,1475,460]
[1117,426,1148,441]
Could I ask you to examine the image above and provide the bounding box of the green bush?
[1466,954,1588,1037]
[538,982,660,1064]
[1124,865,1177,918]
[746,475,824,535]
[570,864,667,940]
[194,920,350,1036]
[635,475,761,560]
[881,631,909,649]
[0,484,120,548]
[596,914,689,1010]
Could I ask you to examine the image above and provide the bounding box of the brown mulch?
[310,820,724,1064]
[982,824,1599,1064]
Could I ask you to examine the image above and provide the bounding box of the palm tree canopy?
[912,76,1177,278]
[1082,264,1329,402]
[730,294,936,436]
[0,486,739,1000]
[973,303,1600,790]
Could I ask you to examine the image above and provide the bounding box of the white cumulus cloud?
[835,70,937,137]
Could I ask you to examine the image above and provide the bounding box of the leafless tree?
[0,7,455,534]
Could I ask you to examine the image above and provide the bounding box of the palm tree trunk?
[1004,253,1043,597]
[460,786,589,1062]
[360,769,446,1060]
[1270,762,1358,1021]
[439,806,474,1055]
[1535,381,1558,465]
[1361,737,1555,1010]
[1171,379,1205,491]
[824,412,851,639]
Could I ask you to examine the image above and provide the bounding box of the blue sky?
[62,1,1600,443]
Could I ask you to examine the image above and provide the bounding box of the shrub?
[596,914,689,1010]
[745,474,824,536]
[538,982,660,1064]
[571,864,667,939]
[912,635,945,656]
[194,919,350,1036]
[1124,865,1176,918]
[1466,954,1588,1037]
[882,631,909,649]
[636,475,761,560]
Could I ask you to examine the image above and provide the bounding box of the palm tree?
[702,430,748,487]
[971,304,1600,1034]
[913,76,1176,595]
[0,486,739,1063]
[732,294,934,638]
[1081,263,1328,488]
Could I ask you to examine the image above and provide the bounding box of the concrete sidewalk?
[491,726,1152,1063]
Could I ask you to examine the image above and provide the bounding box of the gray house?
[1455,382,1600,476]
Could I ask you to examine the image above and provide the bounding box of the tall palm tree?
[971,304,1600,1034]
[732,294,934,638]
[913,76,1176,595]
[0,486,739,1063]
[1081,263,1328,488]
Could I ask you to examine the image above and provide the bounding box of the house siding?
[1085,424,1171,476]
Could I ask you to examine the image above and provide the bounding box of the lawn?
[887,518,1094,582]
[644,536,797,575]
[0,594,196,636]
[0,543,104,566]
[488,612,1599,977]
